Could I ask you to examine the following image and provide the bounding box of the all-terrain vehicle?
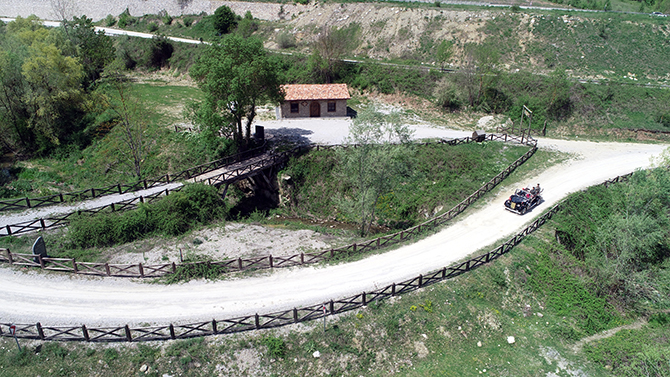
[504,186,543,215]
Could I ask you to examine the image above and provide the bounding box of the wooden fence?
[0,134,537,276]
[0,202,563,343]
[0,136,491,238]
[0,144,269,212]
[0,152,636,343]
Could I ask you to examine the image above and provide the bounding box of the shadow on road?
[265,127,314,146]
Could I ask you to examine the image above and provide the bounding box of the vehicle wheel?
[520,207,527,215]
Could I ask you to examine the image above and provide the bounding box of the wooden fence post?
[59,193,64,203]
[169,324,176,339]
[269,255,273,268]
[418,274,423,288]
[138,263,144,278]
[6,249,13,264]
[117,184,122,194]
[212,320,218,335]
[72,259,78,273]
[40,219,46,229]
[300,253,304,264]
[36,322,45,340]
[238,258,243,270]
[293,308,298,323]
[6,225,11,236]
[38,255,45,269]
[391,283,396,296]
[329,300,334,314]
[255,314,260,329]
[26,197,31,208]
[172,262,176,273]
[362,292,367,306]
[91,188,96,198]
[82,325,90,341]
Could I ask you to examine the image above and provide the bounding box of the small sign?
[9,324,16,336]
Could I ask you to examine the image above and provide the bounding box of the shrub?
[68,184,227,248]
[262,336,287,358]
[213,5,238,35]
[147,22,159,32]
[276,32,296,49]
[183,16,194,27]
[105,14,116,27]
[118,8,136,28]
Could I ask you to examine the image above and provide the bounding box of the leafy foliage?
[190,34,283,145]
[68,184,228,247]
[553,168,670,308]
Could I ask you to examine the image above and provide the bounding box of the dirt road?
[0,137,665,327]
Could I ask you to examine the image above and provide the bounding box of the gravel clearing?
[0,136,665,327]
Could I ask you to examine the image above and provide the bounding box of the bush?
[276,32,296,49]
[237,12,259,38]
[262,336,287,358]
[118,8,136,28]
[183,16,194,27]
[147,22,159,32]
[105,14,116,27]
[68,184,227,247]
[213,5,238,35]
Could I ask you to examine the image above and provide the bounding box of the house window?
[290,102,299,113]
[327,102,336,112]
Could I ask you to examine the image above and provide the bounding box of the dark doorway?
[310,101,321,117]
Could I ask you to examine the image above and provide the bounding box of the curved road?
[0,137,665,327]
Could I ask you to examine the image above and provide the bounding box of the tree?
[335,105,414,236]
[435,40,453,71]
[99,76,152,180]
[190,35,284,146]
[213,5,238,35]
[62,16,115,90]
[311,26,348,83]
[22,40,87,150]
[455,43,501,110]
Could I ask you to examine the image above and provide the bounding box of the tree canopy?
[190,34,284,146]
[0,15,115,156]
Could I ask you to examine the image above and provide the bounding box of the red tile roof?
[282,84,350,101]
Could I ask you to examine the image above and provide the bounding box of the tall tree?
[435,40,453,71]
[62,16,115,90]
[311,26,348,83]
[213,5,238,35]
[335,105,414,236]
[190,35,284,145]
[22,41,86,148]
[100,78,151,180]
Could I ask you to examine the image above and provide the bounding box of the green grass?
[0,82,213,199]
[278,141,530,229]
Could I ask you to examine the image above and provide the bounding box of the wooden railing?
[0,136,490,237]
[0,201,563,343]
[0,134,537,276]
[0,143,268,212]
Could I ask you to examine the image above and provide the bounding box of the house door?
[310,101,320,117]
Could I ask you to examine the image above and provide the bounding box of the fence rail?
[0,144,269,212]
[0,201,562,343]
[0,171,636,343]
[0,133,537,276]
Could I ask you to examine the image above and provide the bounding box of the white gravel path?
[0,136,664,327]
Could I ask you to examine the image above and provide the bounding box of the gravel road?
[0,136,665,327]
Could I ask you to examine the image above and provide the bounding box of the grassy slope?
[3,83,206,198]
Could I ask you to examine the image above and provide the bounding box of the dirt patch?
[571,319,646,353]
[105,221,349,265]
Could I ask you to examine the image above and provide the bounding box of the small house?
[279,84,350,118]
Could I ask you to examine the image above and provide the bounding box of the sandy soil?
[106,222,348,264]
[0,136,666,327]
